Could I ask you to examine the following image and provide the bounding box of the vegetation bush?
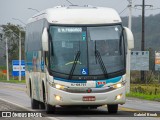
[128,84,160,101]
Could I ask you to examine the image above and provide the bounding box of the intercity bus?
[25,5,134,114]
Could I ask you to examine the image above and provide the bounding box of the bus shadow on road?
[46,107,131,117]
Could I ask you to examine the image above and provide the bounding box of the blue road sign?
[12,60,25,76]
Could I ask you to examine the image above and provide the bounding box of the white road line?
[0,97,59,120]
[0,97,33,111]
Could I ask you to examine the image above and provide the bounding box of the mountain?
[121,14,160,51]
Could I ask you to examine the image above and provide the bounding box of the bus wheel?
[31,98,39,109]
[39,102,45,109]
[107,104,118,114]
[45,103,55,114]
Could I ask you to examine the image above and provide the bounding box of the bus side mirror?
[42,27,49,51]
[123,27,134,50]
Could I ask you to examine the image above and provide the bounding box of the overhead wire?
[119,7,128,15]
[119,0,137,15]
[133,7,160,11]
[65,0,74,5]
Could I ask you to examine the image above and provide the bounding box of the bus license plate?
[83,96,96,101]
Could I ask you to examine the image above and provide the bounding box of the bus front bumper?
[47,85,126,106]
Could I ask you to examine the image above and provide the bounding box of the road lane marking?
[119,107,139,112]
[0,97,33,111]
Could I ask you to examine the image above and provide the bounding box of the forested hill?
[121,13,160,51]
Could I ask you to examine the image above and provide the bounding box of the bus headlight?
[54,84,65,89]
[116,83,122,88]
[55,95,62,101]
[115,94,122,100]
[112,83,123,89]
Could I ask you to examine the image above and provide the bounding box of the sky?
[0,0,160,26]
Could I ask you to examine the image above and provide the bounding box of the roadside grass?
[127,84,160,102]
[0,79,26,84]
[127,92,160,102]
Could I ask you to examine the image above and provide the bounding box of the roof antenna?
[65,0,74,5]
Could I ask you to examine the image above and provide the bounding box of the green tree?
[1,23,25,64]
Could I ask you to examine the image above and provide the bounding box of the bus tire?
[45,103,56,114]
[31,98,39,109]
[39,102,45,109]
[107,104,118,114]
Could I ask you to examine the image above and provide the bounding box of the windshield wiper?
[95,50,108,78]
[68,51,81,79]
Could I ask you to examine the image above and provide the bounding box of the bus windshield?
[49,25,125,79]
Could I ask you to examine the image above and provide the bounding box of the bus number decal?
[71,83,86,87]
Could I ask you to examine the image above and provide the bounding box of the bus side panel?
[26,51,45,102]
[25,19,46,103]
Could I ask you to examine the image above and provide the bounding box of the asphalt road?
[0,82,159,120]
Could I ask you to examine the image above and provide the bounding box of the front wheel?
[107,104,118,114]
[31,98,39,109]
[39,102,45,109]
[45,103,56,114]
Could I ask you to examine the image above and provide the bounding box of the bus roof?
[28,5,122,25]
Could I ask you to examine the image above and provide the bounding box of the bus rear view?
[25,5,134,114]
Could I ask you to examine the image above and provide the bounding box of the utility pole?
[19,31,21,82]
[128,0,132,30]
[6,37,9,81]
[135,0,152,83]
[126,0,132,93]
[141,0,145,83]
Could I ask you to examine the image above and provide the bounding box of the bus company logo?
[86,88,92,93]
[97,81,106,86]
